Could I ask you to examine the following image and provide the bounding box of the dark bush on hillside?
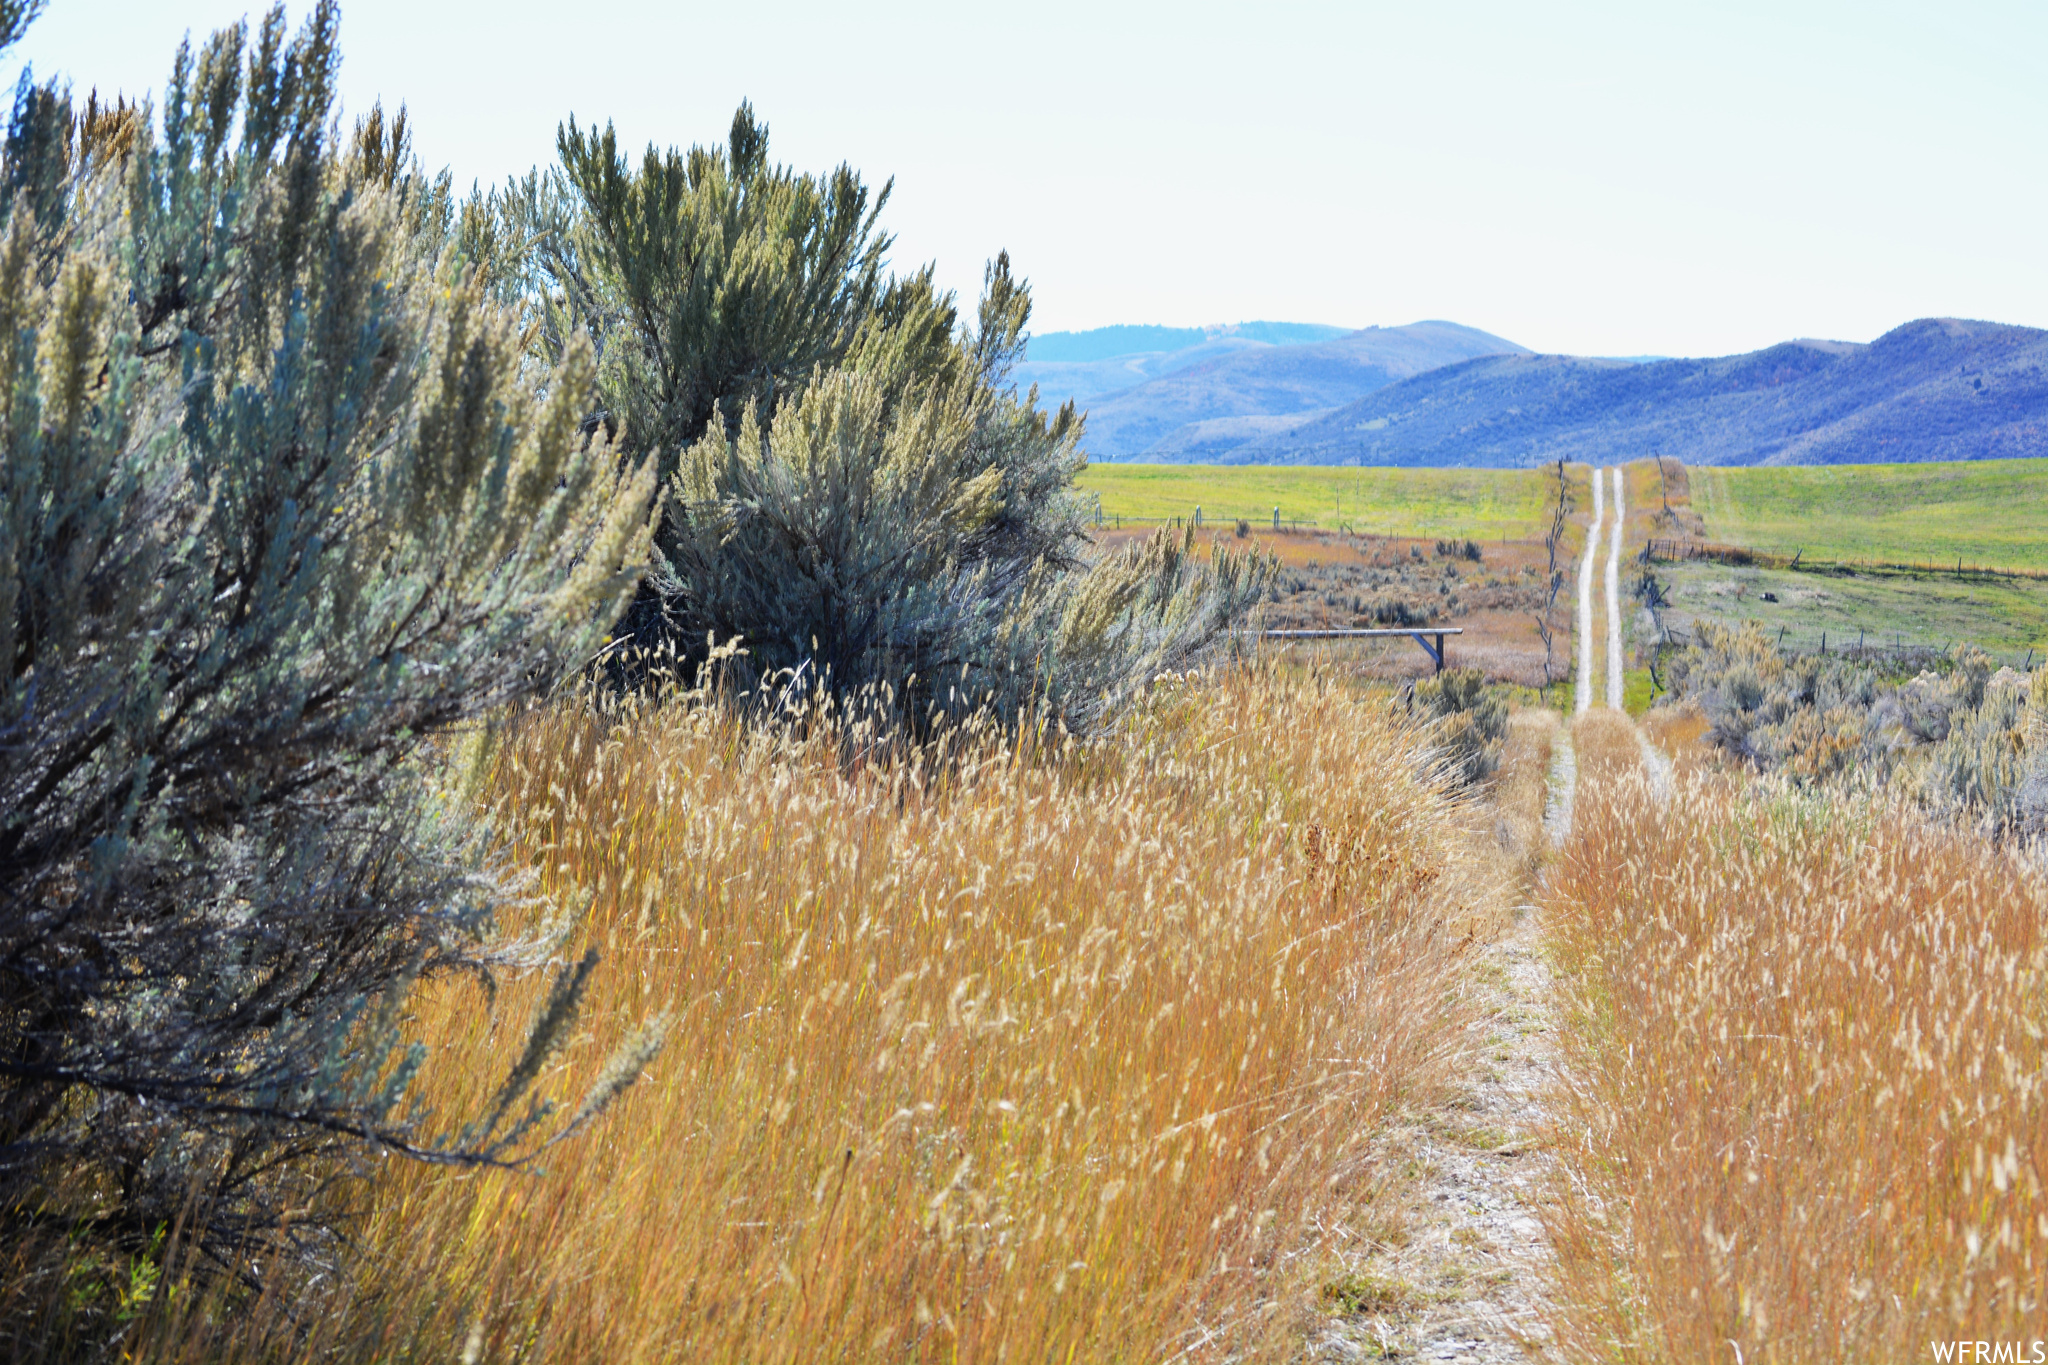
[0,0,661,1283]
[476,108,1266,729]
[1408,668,1509,789]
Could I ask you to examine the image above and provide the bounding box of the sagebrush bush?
[1408,667,1508,789]
[1663,621,2044,837]
[0,0,661,1293]
[476,108,1267,728]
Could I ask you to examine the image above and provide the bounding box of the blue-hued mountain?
[1014,322,1355,412]
[1189,318,2048,467]
[1025,321,1353,364]
[1022,320,1530,459]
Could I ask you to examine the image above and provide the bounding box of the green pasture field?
[1654,559,2048,662]
[1076,463,1552,542]
[1690,459,2048,574]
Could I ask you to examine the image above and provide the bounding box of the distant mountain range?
[1029,317,2048,466]
[1013,322,1356,413]
[1018,321,1527,458]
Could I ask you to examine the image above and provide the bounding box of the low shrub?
[1661,622,2044,837]
[1408,668,1509,789]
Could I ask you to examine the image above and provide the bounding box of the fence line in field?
[1641,538,2048,582]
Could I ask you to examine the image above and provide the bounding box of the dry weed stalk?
[1543,756,2048,1362]
[193,667,1503,1363]
[1495,709,1560,885]
[1641,698,1712,773]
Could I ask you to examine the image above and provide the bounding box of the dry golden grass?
[1641,698,1711,772]
[1542,760,2048,1362]
[1495,709,1560,886]
[1570,708,1644,786]
[149,666,1505,1363]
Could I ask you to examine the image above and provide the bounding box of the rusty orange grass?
[1543,762,2048,1363]
[262,667,1503,1362]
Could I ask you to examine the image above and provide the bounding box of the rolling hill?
[1206,317,2048,467]
[1013,322,1354,410]
[1040,320,1530,459]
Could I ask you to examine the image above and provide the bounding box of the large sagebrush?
[0,0,661,1283]
[477,108,1267,726]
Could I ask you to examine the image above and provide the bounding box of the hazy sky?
[12,1,2048,355]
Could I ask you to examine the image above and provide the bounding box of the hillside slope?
[1014,322,1351,408]
[1219,317,2048,467]
[1071,320,1530,459]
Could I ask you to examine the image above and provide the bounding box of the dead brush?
[1542,761,2048,1363]
[183,664,1508,1363]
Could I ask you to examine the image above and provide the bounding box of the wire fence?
[1641,537,2048,582]
[1641,609,2041,677]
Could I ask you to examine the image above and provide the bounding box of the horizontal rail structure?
[1251,626,1465,673]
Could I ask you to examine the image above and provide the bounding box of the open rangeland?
[1651,559,2048,660]
[27,585,2048,1365]
[20,451,2046,1365]
[1084,464,1602,689]
[16,6,2047,1359]
[1083,457,2048,677]
[1633,456,2048,663]
[1689,459,2048,574]
[1077,463,1552,541]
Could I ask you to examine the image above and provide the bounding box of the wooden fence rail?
[1246,626,1465,673]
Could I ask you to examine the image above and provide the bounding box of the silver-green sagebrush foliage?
[1,2,1267,1335]
[1664,622,2047,838]
[0,0,661,1280]
[475,107,1268,726]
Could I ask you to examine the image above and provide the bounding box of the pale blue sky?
[14,1,2048,356]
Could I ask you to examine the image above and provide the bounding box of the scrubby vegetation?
[1407,668,1509,789]
[469,108,1265,725]
[1258,539,1548,632]
[0,0,1275,1348]
[6,0,2043,1358]
[0,0,666,1298]
[1663,621,2047,837]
